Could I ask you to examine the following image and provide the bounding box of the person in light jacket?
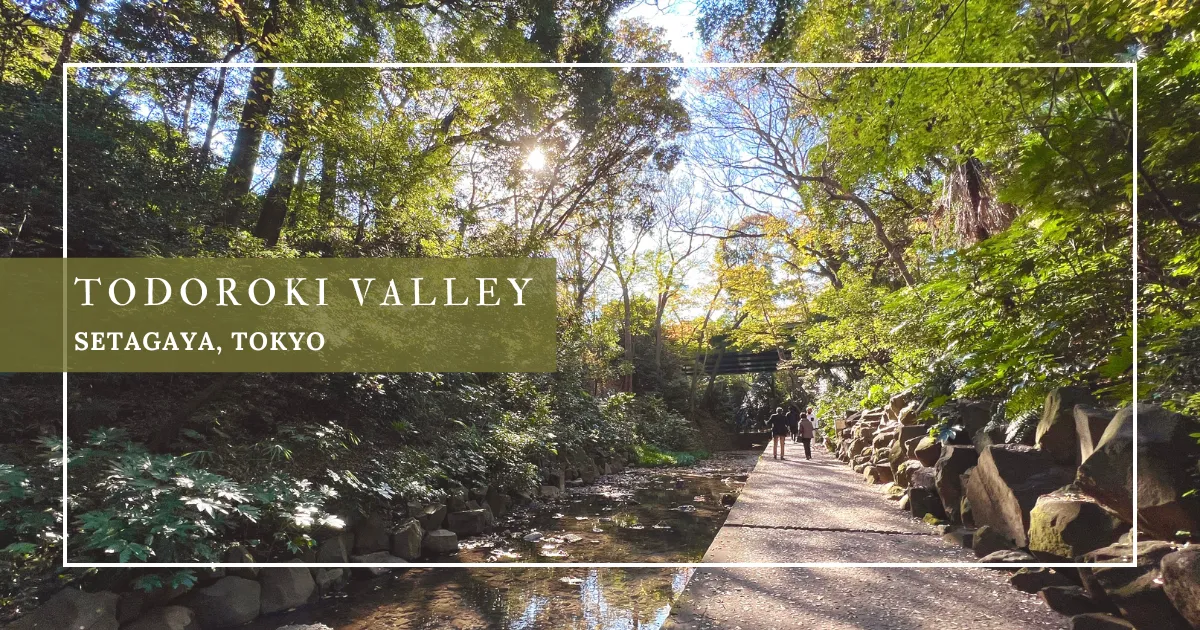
[798,408,816,460]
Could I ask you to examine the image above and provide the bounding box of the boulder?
[539,485,562,498]
[959,467,976,527]
[447,489,469,512]
[978,549,1036,564]
[964,444,1074,547]
[942,526,973,548]
[909,468,945,520]
[885,391,913,422]
[316,533,351,564]
[312,569,344,592]
[914,437,942,467]
[1080,540,1189,630]
[973,525,1017,558]
[1040,586,1102,617]
[1075,405,1116,463]
[186,577,260,629]
[1036,387,1095,465]
[1160,547,1200,629]
[8,588,119,630]
[485,486,508,517]
[391,518,424,560]
[413,504,447,531]
[1068,613,1136,629]
[423,529,459,555]
[123,606,200,630]
[933,445,978,524]
[349,551,406,578]
[905,436,924,460]
[353,513,391,554]
[865,464,893,484]
[222,544,259,580]
[895,460,922,488]
[872,431,896,452]
[446,507,495,536]
[897,400,922,426]
[1076,404,1200,540]
[1005,411,1040,446]
[887,425,932,475]
[259,561,316,615]
[940,400,993,444]
[1028,487,1128,561]
[1010,567,1076,593]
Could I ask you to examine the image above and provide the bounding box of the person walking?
[786,405,801,442]
[768,407,789,460]
[798,408,815,460]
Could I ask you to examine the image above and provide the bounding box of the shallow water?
[251,451,756,630]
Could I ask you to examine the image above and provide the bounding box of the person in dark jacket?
[786,406,801,442]
[768,407,789,460]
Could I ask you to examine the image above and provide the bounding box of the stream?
[250,450,757,630]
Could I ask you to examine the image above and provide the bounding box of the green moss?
[634,444,711,467]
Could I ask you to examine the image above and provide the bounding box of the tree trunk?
[621,287,634,392]
[50,0,92,78]
[254,128,305,246]
[219,65,277,225]
[653,290,668,379]
[287,151,311,228]
[317,144,339,221]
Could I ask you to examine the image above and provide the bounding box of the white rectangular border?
[61,61,1139,569]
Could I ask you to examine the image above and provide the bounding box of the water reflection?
[250,452,756,630]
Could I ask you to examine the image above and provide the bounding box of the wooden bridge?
[683,350,789,376]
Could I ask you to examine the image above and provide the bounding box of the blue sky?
[619,0,703,63]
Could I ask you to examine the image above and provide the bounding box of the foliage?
[633,445,711,467]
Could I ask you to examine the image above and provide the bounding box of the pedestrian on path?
[798,408,815,460]
[768,407,789,460]
[786,405,800,442]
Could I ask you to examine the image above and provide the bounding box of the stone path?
[666,443,1067,630]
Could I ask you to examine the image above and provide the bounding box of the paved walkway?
[666,443,1067,630]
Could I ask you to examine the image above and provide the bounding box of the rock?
[721,493,736,506]
[973,524,1017,558]
[909,467,945,519]
[895,460,922,488]
[898,400,922,426]
[414,504,447,531]
[1075,405,1116,462]
[972,424,1007,452]
[447,489,469,512]
[485,486,508,517]
[865,464,893,484]
[423,529,459,555]
[940,400,994,444]
[222,544,258,579]
[123,606,200,630]
[942,527,973,548]
[316,534,351,565]
[914,436,942,467]
[887,425,931,475]
[277,625,335,630]
[1159,547,1200,629]
[353,513,391,554]
[1036,386,1095,465]
[905,436,924,460]
[898,492,910,512]
[978,549,1037,564]
[8,588,119,630]
[1040,586,1102,617]
[349,551,406,578]
[1076,404,1200,541]
[1080,540,1189,630]
[539,485,562,498]
[312,568,344,592]
[391,518,424,560]
[933,445,978,524]
[960,467,976,527]
[1068,613,1136,629]
[259,561,315,615]
[1010,567,1076,593]
[885,391,913,422]
[186,576,260,630]
[964,444,1074,547]
[446,507,495,536]
[1005,411,1040,446]
[1028,487,1128,561]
